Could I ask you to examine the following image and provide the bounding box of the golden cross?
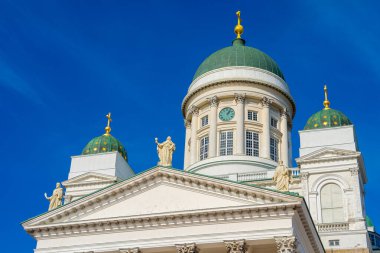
[234,10,244,39]
[323,85,330,109]
[104,112,112,135]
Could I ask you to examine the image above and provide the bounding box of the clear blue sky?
[1,0,379,251]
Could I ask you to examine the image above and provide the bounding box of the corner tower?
[182,11,295,178]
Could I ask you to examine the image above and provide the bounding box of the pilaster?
[280,108,289,166]
[189,106,199,164]
[261,97,272,159]
[184,120,192,168]
[235,93,246,155]
[208,96,219,158]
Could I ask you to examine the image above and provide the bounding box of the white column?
[261,97,272,159]
[235,93,245,155]
[208,96,218,158]
[280,108,289,166]
[189,106,199,165]
[184,120,191,169]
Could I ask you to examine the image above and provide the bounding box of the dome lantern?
[82,113,128,161]
[304,85,352,130]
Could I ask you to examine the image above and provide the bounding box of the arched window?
[321,183,344,223]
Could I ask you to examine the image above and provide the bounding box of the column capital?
[300,172,309,181]
[224,239,246,253]
[184,119,191,128]
[188,106,199,116]
[350,167,359,176]
[274,236,297,253]
[281,107,289,118]
[175,243,197,253]
[120,248,140,253]
[234,93,246,104]
[261,96,272,107]
[208,95,219,107]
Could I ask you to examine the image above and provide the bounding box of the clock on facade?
[219,107,235,121]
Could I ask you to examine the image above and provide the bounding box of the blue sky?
[0,0,379,251]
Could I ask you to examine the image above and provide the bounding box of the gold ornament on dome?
[104,112,112,135]
[234,11,244,39]
[323,84,330,110]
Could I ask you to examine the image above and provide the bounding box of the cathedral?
[22,11,379,253]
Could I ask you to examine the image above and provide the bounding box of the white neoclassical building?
[22,12,376,253]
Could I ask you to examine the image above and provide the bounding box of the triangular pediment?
[62,172,118,186]
[296,147,360,164]
[23,167,301,228]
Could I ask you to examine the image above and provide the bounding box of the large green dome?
[193,38,285,81]
[304,108,352,130]
[82,134,128,161]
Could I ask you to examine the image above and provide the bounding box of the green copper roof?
[193,38,285,81]
[367,216,374,227]
[82,134,128,161]
[304,108,352,130]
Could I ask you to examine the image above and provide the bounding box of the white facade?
[22,18,374,253]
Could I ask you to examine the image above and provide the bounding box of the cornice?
[182,80,296,119]
[25,203,298,239]
[23,167,301,228]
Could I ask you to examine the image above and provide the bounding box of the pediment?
[23,167,301,228]
[62,172,118,186]
[296,147,360,164]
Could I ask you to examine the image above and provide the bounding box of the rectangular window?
[271,117,278,128]
[270,137,279,161]
[329,240,340,246]
[246,131,259,157]
[199,136,209,160]
[201,115,208,127]
[247,111,258,121]
[220,131,233,156]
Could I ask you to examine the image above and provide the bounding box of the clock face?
[219,107,235,121]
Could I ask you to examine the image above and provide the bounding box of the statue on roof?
[273,161,292,191]
[44,182,63,211]
[155,136,176,166]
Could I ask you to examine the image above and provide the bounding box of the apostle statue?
[155,136,176,166]
[272,161,292,191]
[44,182,63,211]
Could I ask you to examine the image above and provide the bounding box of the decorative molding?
[120,248,140,253]
[189,106,199,116]
[224,239,246,253]
[274,236,297,253]
[296,147,360,165]
[261,96,272,107]
[234,93,246,104]
[281,107,288,118]
[184,120,191,128]
[300,172,309,181]
[181,80,296,118]
[175,243,197,253]
[208,95,219,107]
[350,167,359,176]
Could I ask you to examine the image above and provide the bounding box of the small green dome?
[82,134,128,161]
[304,108,352,130]
[366,216,374,227]
[193,38,285,81]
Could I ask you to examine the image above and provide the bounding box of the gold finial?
[234,10,244,39]
[104,112,112,135]
[323,85,330,110]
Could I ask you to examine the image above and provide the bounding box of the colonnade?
[184,95,290,168]
[119,237,298,253]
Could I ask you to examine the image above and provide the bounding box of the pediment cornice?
[62,172,118,187]
[23,167,301,229]
[296,147,360,165]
